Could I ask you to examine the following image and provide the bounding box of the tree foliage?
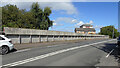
[0,7,1,19]
[2,3,53,30]
[99,25,119,38]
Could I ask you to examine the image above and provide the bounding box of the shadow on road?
[104,43,118,58]
[91,42,119,63]
[9,48,17,54]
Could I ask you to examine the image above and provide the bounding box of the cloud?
[94,25,103,29]
[54,17,78,24]
[1,0,72,2]
[89,20,93,24]
[40,2,78,15]
[56,27,74,32]
[53,22,63,26]
[72,19,78,23]
[86,20,94,24]
[1,0,119,2]
[1,1,78,15]
[75,20,94,27]
[53,23,57,26]
[75,21,84,27]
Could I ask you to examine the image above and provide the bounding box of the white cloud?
[53,22,63,26]
[53,23,57,26]
[94,25,103,29]
[72,19,78,23]
[1,1,78,15]
[39,2,78,15]
[75,20,94,27]
[1,0,119,2]
[55,17,78,24]
[1,0,72,2]
[89,20,93,24]
[86,20,93,24]
[75,21,84,27]
[56,27,74,32]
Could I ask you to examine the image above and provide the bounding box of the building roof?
[75,28,96,32]
[80,24,93,27]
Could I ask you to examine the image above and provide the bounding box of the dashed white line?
[1,39,115,67]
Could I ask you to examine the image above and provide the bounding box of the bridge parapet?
[3,27,109,44]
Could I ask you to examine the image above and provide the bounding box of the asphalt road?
[1,39,119,68]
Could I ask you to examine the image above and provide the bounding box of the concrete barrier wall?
[4,27,109,44]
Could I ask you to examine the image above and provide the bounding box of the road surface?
[1,39,119,68]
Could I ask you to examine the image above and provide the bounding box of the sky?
[0,0,119,33]
[49,2,118,33]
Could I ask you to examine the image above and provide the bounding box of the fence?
[3,27,109,44]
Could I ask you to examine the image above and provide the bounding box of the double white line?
[1,39,115,67]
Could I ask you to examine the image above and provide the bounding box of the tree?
[20,11,35,29]
[44,7,53,30]
[0,7,2,31]
[100,25,119,38]
[2,5,24,28]
[30,3,53,30]
[31,2,43,29]
[2,3,53,30]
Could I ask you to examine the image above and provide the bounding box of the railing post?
[63,36,64,40]
[53,35,54,41]
[58,35,60,40]
[30,35,32,43]
[39,35,41,42]
[19,35,21,44]
[47,35,48,42]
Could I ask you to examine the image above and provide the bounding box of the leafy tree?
[20,11,35,29]
[31,2,43,29]
[30,2,53,30]
[44,7,53,30]
[100,25,119,38]
[2,5,23,28]
[0,7,2,31]
[2,2,53,30]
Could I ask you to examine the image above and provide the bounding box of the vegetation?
[99,25,119,38]
[1,2,53,30]
[0,7,2,31]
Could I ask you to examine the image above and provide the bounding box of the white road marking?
[106,44,118,58]
[116,45,118,47]
[116,58,119,62]
[106,49,114,58]
[15,49,31,53]
[47,45,59,48]
[47,46,53,47]
[1,39,115,67]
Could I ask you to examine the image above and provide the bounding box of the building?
[75,24,96,34]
